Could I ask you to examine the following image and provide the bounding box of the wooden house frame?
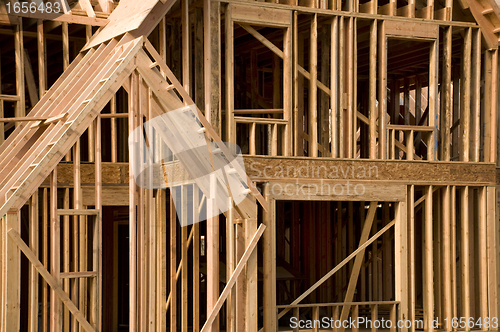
[1,0,500,331]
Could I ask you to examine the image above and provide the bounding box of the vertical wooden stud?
[478,187,488,322]
[95,116,103,331]
[207,174,219,332]
[129,74,138,332]
[309,14,318,157]
[441,27,452,161]
[395,197,408,332]
[460,186,470,329]
[50,170,61,332]
[460,29,471,162]
[331,17,338,158]
[225,5,234,143]
[487,187,498,319]
[378,21,386,159]
[442,186,452,329]
[424,186,434,332]
[28,191,39,332]
[428,39,438,161]
[4,210,20,332]
[262,184,276,331]
[369,20,377,159]
[471,29,481,162]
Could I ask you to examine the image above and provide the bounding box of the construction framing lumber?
[0,1,499,331]
[200,223,266,332]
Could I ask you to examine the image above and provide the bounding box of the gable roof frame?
[0,31,268,221]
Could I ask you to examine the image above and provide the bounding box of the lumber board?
[487,186,498,318]
[200,224,266,332]
[7,228,95,332]
[266,181,405,201]
[128,73,138,332]
[243,157,497,185]
[442,186,452,323]
[230,4,291,27]
[479,187,488,321]
[339,202,377,331]
[331,17,338,158]
[84,0,176,49]
[408,185,416,323]
[423,186,434,332]
[378,21,386,159]
[3,211,20,332]
[276,300,400,308]
[0,36,143,217]
[137,44,268,214]
[464,0,499,49]
[277,218,396,319]
[206,174,219,332]
[309,14,318,157]
[262,184,277,330]
[48,159,499,186]
[50,170,62,332]
[238,24,331,95]
[226,5,234,142]
[28,192,39,332]
[460,187,471,326]
[395,198,408,330]
[384,21,438,39]
[460,28,471,162]
[368,20,376,159]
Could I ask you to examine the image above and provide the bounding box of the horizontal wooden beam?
[0,94,21,102]
[234,116,288,125]
[47,159,498,187]
[231,3,291,27]
[232,109,283,114]
[216,0,479,28]
[60,271,97,279]
[384,20,439,39]
[244,156,497,185]
[57,209,99,216]
[99,113,129,118]
[0,117,46,122]
[276,300,400,308]
[266,181,406,201]
[387,124,434,131]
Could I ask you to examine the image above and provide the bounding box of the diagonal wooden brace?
[7,228,95,332]
[339,202,378,331]
[238,23,331,95]
[200,223,266,332]
[276,215,396,321]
